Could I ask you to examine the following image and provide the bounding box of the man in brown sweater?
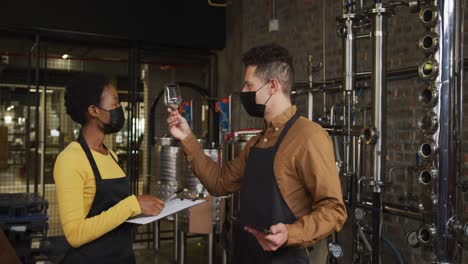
[167,43,347,263]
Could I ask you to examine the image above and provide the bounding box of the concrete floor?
[134,237,222,264]
[43,237,221,264]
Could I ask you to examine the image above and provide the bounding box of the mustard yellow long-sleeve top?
[53,142,141,248]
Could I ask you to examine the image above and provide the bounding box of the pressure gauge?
[355,208,365,221]
[407,231,420,248]
[328,243,343,258]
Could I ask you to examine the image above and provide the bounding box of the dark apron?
[61,135,135,264]
[236,113,309,264]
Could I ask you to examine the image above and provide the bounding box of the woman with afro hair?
[54,73,164,263]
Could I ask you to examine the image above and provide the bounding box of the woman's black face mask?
[95,105,125,134]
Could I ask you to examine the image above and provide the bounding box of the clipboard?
[126,198,207,225]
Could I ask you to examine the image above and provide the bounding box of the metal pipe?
[322,92,327,121]
[322,0,327,82]
[308,92,314,120]
[208,232,214,264]
[370,2,387,262]
[293,84,343,95]
[352,128,357,173]
[295,58,468,91]
[208,54,219,146]
[358,201,423,220]
[356,33,372,39]
[371,1,386,195]
[330,105,343,166]
[433,0,464,262]
[322,125,364,137]
[356,138,362,182]
[154,221,160,250]
[307,55,314,90]
[25,39,36,193]
[330,104,337,125]
[177,230,186,264]
[343,15,356,94]
[307,53,315,121]
[127,46,140,195]
[41,42,47,197]
[126,48,132,192]
[34,34,40,194]
[174,215,179,263]
[353,138,363,263]
[357,223,372,252]
[342,3,356,178]
[322,0,327,122]
[228,94,232,132]
[382,205,422,220]
[134,49,141,195]
[343,94,352,172]
[357,177,372,203]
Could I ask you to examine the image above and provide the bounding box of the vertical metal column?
[154,221,160,250]
[342,1,356,179]
[127,46,141,194]
[41,43,47,197]
[25,38,38,193]
[434,0,464,262]
[177,230,186,264]
[34,34,40,194]
[174,214,179,263]
[208,230,214,264]
[370,2,388,263]
[339,1,358,263]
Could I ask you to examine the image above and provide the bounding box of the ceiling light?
[4,115,12,124]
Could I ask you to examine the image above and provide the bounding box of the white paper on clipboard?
[126,198,207,225]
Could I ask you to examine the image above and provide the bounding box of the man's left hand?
[244,223,288,251]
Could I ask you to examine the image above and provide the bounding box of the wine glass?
[164,83,182,110]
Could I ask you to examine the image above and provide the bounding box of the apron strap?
[252,112,300,149]
[272,112,300,150]
[77,133,103,181]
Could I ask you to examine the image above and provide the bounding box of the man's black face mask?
[240,81,273,118]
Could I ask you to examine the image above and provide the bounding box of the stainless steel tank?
[151,137,183,201]
[182,139,219,197]
[179,140,221,234]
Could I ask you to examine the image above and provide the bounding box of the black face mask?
[96,105,125,134]
[240,81,273,118]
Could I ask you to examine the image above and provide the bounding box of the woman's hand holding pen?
[166,108,191,140]
[136,195,164,215]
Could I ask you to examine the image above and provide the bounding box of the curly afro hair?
[242,43,294,93]
[64,73,111,125]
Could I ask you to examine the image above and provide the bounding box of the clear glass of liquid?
[164,83,182,110]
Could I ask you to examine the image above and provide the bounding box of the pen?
[165,188,185,202]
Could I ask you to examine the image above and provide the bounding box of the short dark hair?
[242,43,294,93]
[64,73,111,125]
